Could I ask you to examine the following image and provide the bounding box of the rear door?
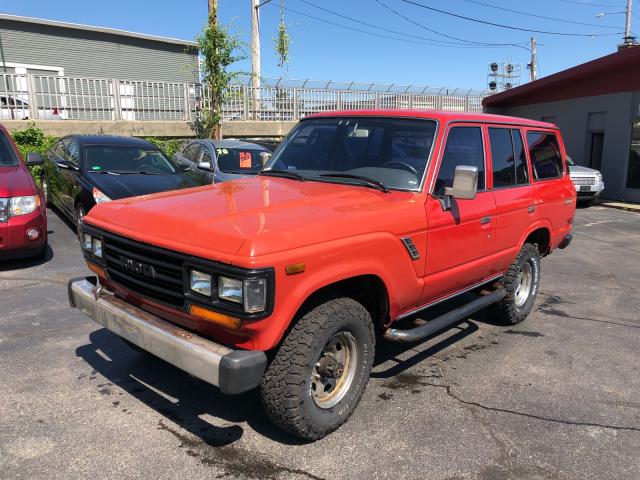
[59,137,81,214]
[526,129,575,242]
[488,126,535,275]
[422,123,497,304]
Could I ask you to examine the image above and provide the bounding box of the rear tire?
[260,297,375,441]
[492,243,540,325]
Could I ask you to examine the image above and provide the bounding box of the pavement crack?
[422,375,640,433]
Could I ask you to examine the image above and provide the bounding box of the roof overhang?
[0,13,198,48]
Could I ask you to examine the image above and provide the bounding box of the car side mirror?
[439,165,478,211]
[259,152,272,166]
[26,152,43,166]
[197,161,212,171]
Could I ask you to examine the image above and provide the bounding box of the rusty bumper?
[68,277,266,394]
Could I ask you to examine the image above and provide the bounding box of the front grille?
[572,176,596,186]
[101,234,185,307]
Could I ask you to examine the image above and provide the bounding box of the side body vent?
[401,237,421,260]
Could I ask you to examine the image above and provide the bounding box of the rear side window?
[435,126,485,196]
[489,128,529,188]
[527,132,563,180]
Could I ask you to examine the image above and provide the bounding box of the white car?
[0,95,66,120]
[567,156,604,205]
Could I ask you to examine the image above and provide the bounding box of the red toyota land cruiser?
[69,111,575,440]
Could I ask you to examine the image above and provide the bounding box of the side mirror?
[259,151,272,166]
[26,152,43,166]
[197,161,212,171]
[445,165,478,200]
[440,165,478,211]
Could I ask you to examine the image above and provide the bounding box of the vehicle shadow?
[76,309,485,448]
[0,241,53,271]
[75,329,308,447]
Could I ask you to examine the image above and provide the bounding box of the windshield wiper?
[259,169,305,181]
[319,173,389,193]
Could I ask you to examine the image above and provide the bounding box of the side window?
[183,144,202,162]
[489,128,529,188]
[434,126,485,196]
[64,138,80,166]
[527,132,563,180]
[512,130,529,185]
[201,148,212,163]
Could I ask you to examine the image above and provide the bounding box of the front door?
[422,124,496,304]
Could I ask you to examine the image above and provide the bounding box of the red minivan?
[0,124,47,260]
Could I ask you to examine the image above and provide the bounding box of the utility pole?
[252,0,261,120]
[529,37,537,82]
[208,0,217,21]
[624,0,633,45]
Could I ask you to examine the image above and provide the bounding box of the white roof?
[0,13,198,48]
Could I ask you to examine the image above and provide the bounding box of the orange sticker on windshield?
[239,151,252,168]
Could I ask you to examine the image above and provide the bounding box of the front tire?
[492,243,540,325]
[260,297,375,441]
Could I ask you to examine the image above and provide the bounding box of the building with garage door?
[483,46,640,203]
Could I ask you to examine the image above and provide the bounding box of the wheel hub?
[515,261,533,308]
[311,331,358,409]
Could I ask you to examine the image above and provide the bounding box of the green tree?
[196,2,245,138]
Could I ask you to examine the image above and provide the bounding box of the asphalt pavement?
[1,205,638,480]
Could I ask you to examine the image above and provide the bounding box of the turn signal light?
[189,304,242,330]
[285,262,306,275]
[87,262,106,279]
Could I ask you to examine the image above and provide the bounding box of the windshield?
[0,131,19,167]
[85,146,177,174]
[264,117,437,191]
[216,147,264,173]
[566,156,575,166]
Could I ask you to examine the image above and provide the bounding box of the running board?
[383,288,506,344]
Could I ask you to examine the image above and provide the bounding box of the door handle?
[528,206,536,214]
[480,216,491,225]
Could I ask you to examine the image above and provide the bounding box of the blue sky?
[2,0,636,89]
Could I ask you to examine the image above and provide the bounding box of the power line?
[558,0,625,7]
[454,0,621,29]
[299,0,527,47]
[269,4,521,48]
[397,0,623,36]
[297,0,524,47]
[374,0,529,48]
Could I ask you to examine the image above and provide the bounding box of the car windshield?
[0,131,19,167]
[566,156,575,166]
[264,117,437,191]
[85,145,177,174]
[216,147,265,173]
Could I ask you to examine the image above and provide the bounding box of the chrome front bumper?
[68,277,266,394]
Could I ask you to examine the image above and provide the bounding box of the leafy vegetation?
[10,124,57,186]
[196,6,245,138]
[274,0,291,69]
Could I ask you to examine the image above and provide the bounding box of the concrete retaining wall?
[2,120,296,139]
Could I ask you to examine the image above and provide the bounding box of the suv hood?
[569,165,598,176]
[85,176,421,262]
[0,165,37,197]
